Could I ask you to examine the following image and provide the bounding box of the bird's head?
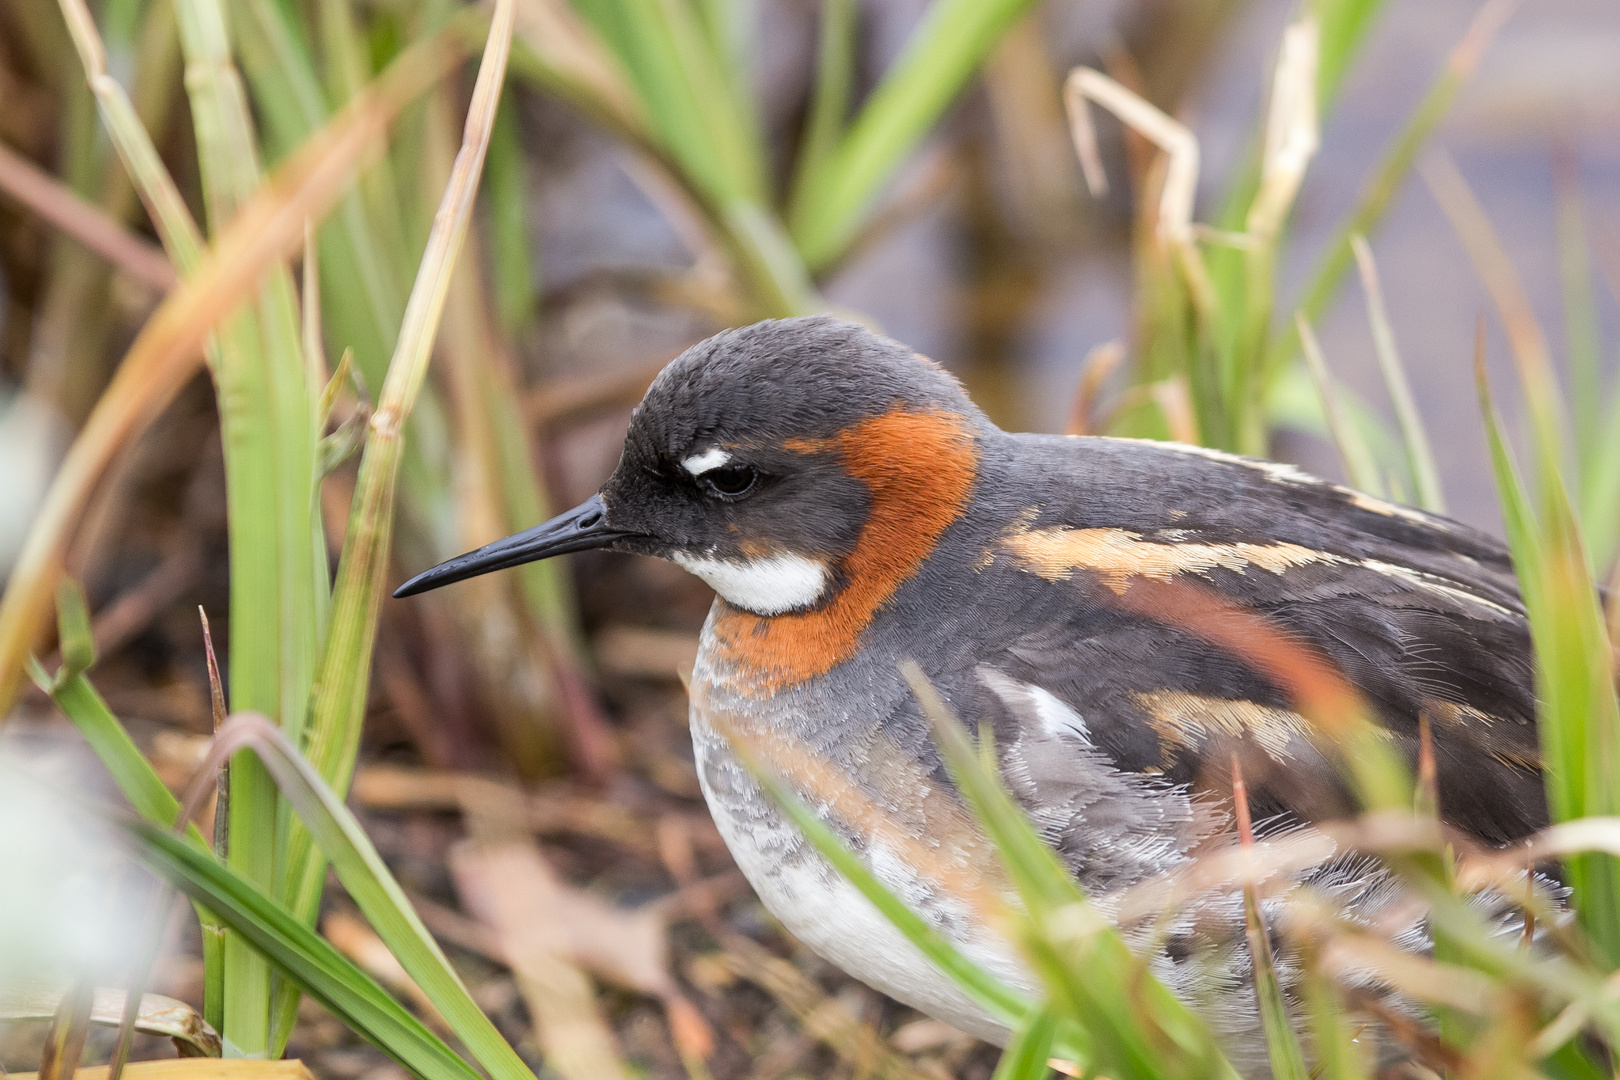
[395,316,990,618]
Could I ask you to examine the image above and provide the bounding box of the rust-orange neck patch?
[710,409,980,696]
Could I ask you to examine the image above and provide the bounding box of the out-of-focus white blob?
[0,392,69,578]
[0,744,146,992]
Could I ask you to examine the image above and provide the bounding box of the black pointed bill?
[393,494,631,598]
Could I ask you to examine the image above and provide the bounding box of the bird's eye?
[702,464,757,498]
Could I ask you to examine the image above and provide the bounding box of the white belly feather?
[689,713,1032,1044]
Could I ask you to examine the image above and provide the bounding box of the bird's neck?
[707,408,985,697]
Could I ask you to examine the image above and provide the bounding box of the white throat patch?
[672,550,829,615]
[681,447,732,476]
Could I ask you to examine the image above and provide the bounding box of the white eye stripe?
[682,448,732,476]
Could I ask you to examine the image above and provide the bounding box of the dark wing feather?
[935,436,1544,855]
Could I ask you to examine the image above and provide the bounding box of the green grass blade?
[1575,390,1620,573]
[29,583,209,852]
[1435,162,1620,965]
[991,1008,1057,1080]
[170,0,324,1051]
[651,0,767,206]
[1351,235,1444,512]
[788,0,1041,270]
[1295,313,1384,495]
[574,0,764,206]
[234,0,412,394]
[790,0,855,205]
[116,815,486,1080]
[486,90,537,334]
[288,0,519,966]
[1309,0,1388,107]
[1476,332,1620,967]
[1553,150,1620,567]
[1233,768,1309,1080]
[900,663,1240,1080]
[1297,952,1369,1080]
[1555,153,1600,465]
[193,715,538,1080]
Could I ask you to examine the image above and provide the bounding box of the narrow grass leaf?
[790,0,1041,270]
[731,734,1035,1030]
[183,715,537,1080]
[1449,160,1620,962]
[1296,313,1383,495]
[791,0,855,204]
[1232,761,1310,1080]
[1351,235,1444,512]
[1555,148,1602,467]
[296,0,515,793]
[168,0,318,1050]
[991,1008,1057,1080]
[116,816,485,1080]
[900,663,1241,1080]
[1552,148,1620,568]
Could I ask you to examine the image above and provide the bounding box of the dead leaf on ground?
[449,778,716,1078]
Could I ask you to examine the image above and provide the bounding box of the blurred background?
[0,0,1616,1077]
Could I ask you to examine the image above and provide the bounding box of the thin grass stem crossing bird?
[396,316,1546,1072]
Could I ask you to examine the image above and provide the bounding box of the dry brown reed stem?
[56,0,206,270]
[1063,64,1220,334]
[0,141,176,291]
[1065,340,1126,436]
[39,979,93,1080]
[1064,67,1196,236]
[1246,18,1319,242]
[0,30,462,714]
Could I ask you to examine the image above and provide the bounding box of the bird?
[395,315,1546,1072]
